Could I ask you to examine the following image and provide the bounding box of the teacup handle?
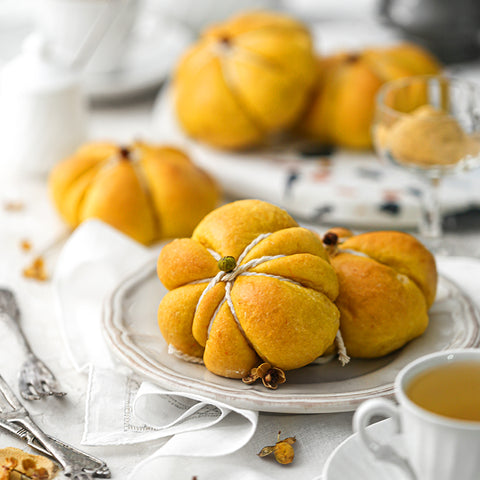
[353,398,417,480]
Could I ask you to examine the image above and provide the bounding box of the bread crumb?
[22,257,48,282]
[20,240,32,252]
[3,201,24,212]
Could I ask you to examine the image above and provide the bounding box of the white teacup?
[353,348,480,480]
[33,0,140,73]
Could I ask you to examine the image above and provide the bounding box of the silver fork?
[0,288,66,400]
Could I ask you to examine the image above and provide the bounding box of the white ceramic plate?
[102,262,480,413]
[323,418,406,480]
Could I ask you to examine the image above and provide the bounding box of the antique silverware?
[0,288,67,400]
[0,374,110,478]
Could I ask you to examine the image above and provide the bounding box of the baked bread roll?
[157,199,340,378]
[49,142,219,245]
[174,10,316,149]
[325,228,437,358]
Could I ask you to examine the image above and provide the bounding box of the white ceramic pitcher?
[0,34,88,178]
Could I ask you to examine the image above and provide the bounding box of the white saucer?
[323,418,408,480]
[84,15,193,102]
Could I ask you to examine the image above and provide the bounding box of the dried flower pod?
[22,458,36,473]
[0,448,55,479]
[0,457,18,480]
[31,467,50,480]
[274,441,295,464]
[242,363,286,389]
[258,431,296,465]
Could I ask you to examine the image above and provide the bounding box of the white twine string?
[328,245,373,365]
[196,232,303,344]
[337,248,369,258]
[168,344,204,364]
[327,246,370,259]
[335,330,350,365]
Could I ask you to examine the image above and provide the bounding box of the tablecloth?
[0,175,479,479]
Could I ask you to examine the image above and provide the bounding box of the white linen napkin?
[52,220,258,472]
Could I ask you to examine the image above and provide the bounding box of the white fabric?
[54,219,153,372]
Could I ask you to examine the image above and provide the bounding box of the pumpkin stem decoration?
[345,53,361,63]
[242,362,286,390]
[218,256,236,273]
[322,228,355,257]
[119,146,131,160]
[322,231,339,257]
[219,35,231,47]
[258,431,296,464]
[322,231,338,245]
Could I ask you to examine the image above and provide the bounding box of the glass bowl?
[373,75,480,251]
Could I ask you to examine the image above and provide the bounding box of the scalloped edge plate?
[102,261,480,413]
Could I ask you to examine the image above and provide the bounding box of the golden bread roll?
[325,230,437,358]
[157,199,340,378]
[299,43,441,149]
[49,142,220,245]
[174,10,316,149]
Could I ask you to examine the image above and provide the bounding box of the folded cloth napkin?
[53,221,258,475]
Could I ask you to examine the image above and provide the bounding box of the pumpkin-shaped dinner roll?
[157,200,340,379]
[324,229,437,358]
[49,141,219,245]
[174,10,317,149]
[299,43,441,149]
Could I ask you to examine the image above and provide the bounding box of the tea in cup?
[353,349,480,480]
